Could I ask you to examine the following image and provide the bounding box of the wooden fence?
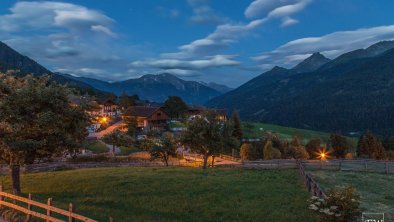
[302,159,393,174]
[0,186,106,222]
[239,159,394,174]
[218,154,241,162]
[297,161,327,199]
[242,159,298,169]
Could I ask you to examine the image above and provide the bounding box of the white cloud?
[188,0,228,25]
[281,16,299,27]
[0,1,115,36]
[253,25,394,69]
[91,25,117,37]
[245,0,311,19]
[130,55,240,70]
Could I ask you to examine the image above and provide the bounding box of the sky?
[1,0,394,87]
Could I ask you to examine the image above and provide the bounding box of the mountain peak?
[292,52,331,73]
[365,40,394,56]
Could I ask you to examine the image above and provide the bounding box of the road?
[88,121,124,139]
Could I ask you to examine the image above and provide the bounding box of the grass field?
[85,141,108,154]
[242,121,358,145]
[309,170,394,220]
[2,168,319,222]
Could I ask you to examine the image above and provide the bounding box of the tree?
[263,140,273,160]
[119,92,133,109]
[163,96,188,120]
[107,92,117,102]
[0,74,89,194]
[357,131,386,159]
[181,112,222,169]
[102,130,133,156]
[329,133,348,158]
[150,132,176,166]
[305,138,321,158]
[219,121,240,155]
[123,107,138,138]
[240,143,257,160]
[231,111,243,141]
[287,136,309,159]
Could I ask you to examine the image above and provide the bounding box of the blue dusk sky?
[1,0,394,87]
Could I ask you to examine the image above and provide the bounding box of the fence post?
[364,160,368,172]
[26,193,32,221]
[46,198,52,222]
[69,203,76,222]
[385,162,389,174]
[338,160,342,171]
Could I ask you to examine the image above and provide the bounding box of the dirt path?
[88,121,123,139]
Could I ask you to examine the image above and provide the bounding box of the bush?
[308,186,361,222]
[294,146,310,159]
[345,153,353,159]
[240,143,257,160]
[272,148,282,159]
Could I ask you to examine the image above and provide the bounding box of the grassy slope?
[243,122,358,146]
[3,168,319,222]
[310,170,394,220]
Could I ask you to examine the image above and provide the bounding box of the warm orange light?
[102,117,108,122]
[314,147,331,160]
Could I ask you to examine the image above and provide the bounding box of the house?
[187,106,228,121]
[122,106,169,131]
[99,100,119,117]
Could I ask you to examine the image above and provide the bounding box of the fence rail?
[297,161,327,199]
[0,186,100,222]
[218,154,241,162]
[240,159,394,174]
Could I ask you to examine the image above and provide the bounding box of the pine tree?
[357,131,386,159]
[330,133,348,158]
[231,111,243,141]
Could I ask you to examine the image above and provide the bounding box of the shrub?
[308,186,361,222]
[294,146,310,159]
[272,148,282,159]
[345,153,353,159]
[240,143,257,160]
[263,141,273,160]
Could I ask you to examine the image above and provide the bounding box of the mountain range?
[0,41,228,104]
[207,40,394,136]
[61,73,224,104]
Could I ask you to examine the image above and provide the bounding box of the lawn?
[3,167,319,222]
[309,170,394,221]
[85,141,108,154]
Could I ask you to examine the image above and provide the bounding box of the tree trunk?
[10,165,21,195]
[211,155,215,167]
[202,154,209,169]
[112,144,115,156]
[164,157,169,166]
[164,152,169,167]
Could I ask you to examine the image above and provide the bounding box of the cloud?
[281,16,299,27]
[188,0,228,25]
[253,25,394,69]
[0,1,115,36]
[91,25,117,37]
[245,0,312,27]
[156,6,180,19]
[131,55,240,70]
